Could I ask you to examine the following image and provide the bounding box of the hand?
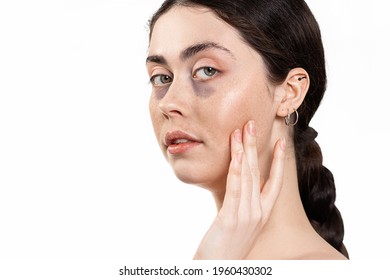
[193,120,286,259]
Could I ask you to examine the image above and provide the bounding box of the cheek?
[212,79,273,134]
[198,76,275,171]
[148,97,156,126]
[187,81,274,189]
[149,97,162,140]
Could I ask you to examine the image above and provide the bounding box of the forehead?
[149,6,249,57]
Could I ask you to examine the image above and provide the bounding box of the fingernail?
[280,138,286,151]
[234,129,242,143]
[247,120,255,136]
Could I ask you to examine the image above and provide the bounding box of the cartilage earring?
[284,108,299,126]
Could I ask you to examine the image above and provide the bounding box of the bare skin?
[146,6,346,260]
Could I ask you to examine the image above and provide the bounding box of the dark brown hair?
[148,0,348,258]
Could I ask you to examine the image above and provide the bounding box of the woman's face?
[146,6,278,191]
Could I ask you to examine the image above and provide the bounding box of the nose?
[159,101,183,119]
[158,80,190,119]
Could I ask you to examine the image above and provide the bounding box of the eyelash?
[149,67,219,87]
[150,74,173,86]
[193,67,219,80]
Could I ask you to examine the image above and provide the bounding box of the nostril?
[169,109,182,116]
[161,109,182,119]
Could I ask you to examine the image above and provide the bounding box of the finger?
[230,129,243,157]
[242,121,261,206]
[220,129,244,217]
[220,150,243,216]
[260,138,286,222]
[260,177,265,192]
[238,152,252,220]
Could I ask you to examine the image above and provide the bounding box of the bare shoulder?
[294,229,349,260]
[295,244,348,260]
[297,251,348,260]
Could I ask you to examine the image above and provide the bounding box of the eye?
[150,74,173,86]
[193,67,218,80]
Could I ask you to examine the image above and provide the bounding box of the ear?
[275,68,310,118]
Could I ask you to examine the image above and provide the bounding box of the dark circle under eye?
[204,67,217,76]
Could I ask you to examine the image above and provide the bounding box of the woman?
[146,0,348,259]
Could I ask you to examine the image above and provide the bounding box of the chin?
[172,165,207,184]
[171,162,228,192]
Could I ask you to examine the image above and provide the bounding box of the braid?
[294,126,348,258]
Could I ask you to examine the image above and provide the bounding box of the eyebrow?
[146,55,167,65]
[146,41,235,65]
[180,42,235,61]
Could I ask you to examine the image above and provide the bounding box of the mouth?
[164,130,203,155]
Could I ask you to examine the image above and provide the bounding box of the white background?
[0,0,389,261]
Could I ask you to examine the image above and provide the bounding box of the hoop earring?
[284,108,299,126]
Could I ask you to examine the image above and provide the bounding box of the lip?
[164,130,202,155]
